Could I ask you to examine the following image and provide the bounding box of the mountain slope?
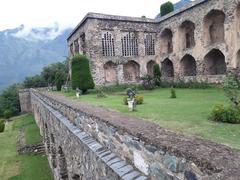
[0,26,72,90]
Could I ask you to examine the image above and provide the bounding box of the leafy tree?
[23,75,47,88]
[153,64,161,86]
[0,84,21,118]
[41,61,68,86]
[160,1,174,16]
[71,55,95,93]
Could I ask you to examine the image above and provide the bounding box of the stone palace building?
[67,0,240,85]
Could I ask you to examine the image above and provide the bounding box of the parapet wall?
[20,89,240,180]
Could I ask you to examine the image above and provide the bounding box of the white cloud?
[0,0,181,31]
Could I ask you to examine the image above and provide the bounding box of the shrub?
[141,75,155,90]
[160,78,211,89]
[153,64,161,86]
[4,109,14,119]
[170,87,176,98]
[160,1,174,16]
[123,95,144,105]
[135,95,144,104]
[96,87,107,98]
[0,120,5,133]
[223,74,239,106]
[71,55,95,93]
[210,104,240,124]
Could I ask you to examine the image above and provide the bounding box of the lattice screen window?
[121,32,139,56]
[102,32,115,56]
[74,39,79,54]
[144,34,155,55]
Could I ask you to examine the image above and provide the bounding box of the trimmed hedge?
[71,55,95,93]
[160,1,174,16]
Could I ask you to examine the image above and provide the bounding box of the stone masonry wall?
[21,89,240,180]
[68,0,240,85]
[19,89,32,113]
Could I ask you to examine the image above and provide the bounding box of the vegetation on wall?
[71,55,95,93]
[160,1,174,16]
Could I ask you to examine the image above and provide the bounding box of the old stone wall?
[19,89,32,113]
[20,89,240,180]
[68,0,240,85]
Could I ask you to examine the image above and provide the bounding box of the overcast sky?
[0,0,181,31]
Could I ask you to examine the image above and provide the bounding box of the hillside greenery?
[0,60,68,118]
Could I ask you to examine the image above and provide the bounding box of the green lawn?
[0,114,53,180]
[62,88,240,149]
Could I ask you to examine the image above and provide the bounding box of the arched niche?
[123,61,140,82]
[180,54,197,76]
[161,58,174,77]
[203,10,225,44]
[204,49,226,75]
[147,60,156,76]
[160,29,173,54]
[179,21,195,50]
[104,61,117,84]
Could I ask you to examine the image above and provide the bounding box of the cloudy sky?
[0,0,181,31]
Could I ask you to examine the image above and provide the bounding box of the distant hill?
[0,25,72,90]
[155,0,192,19]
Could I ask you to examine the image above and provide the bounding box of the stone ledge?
[35,89,240,179]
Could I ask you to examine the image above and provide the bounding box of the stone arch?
[161,58,174,77]
[104,61,117,84]
[160,28,173,54]
[147,60,156,76]
[204,49,226,75]
[58,146,68,180]
[50,134,57,168]
[179,20,195,49]
[203,10,225,44]
[180,54,197,76]
[123,61,140,82]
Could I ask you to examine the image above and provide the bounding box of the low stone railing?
[19,89,240,180]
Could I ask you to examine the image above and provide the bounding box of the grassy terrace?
[0,114,53,180]
[61,88,240,149]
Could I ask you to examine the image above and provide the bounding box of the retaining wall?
[19,89,240,180]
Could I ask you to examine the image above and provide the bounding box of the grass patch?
[61,88,240,149]
[0,114,53,180]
